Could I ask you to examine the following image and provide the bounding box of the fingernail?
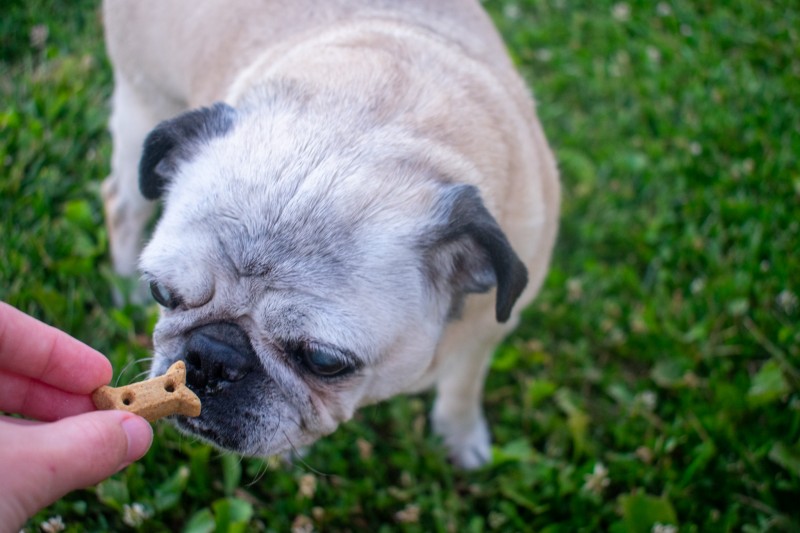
[120,415,153,466]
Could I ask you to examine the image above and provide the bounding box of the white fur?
[103,0,560,468]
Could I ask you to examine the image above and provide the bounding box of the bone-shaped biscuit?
[92,361,201,422]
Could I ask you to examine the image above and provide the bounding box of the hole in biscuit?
[122,395,133,406]
[164,381,175,393]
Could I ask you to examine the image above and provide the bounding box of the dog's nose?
[183,322,257,394]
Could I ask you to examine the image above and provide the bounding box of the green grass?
[2,0,799,531]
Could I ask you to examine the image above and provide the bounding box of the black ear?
[428,184,528,323]
[139,102,236,200]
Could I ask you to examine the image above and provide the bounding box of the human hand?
[0,302,153,530]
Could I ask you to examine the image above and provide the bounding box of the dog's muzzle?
[183,322,257,395]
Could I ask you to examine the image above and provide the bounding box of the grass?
[2,0,799,531]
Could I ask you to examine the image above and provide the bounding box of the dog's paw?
[432,411,492,470]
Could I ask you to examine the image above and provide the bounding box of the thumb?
[0,410,152,529]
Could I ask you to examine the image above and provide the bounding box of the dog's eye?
[303,346,352,377]
[149,280,181,309]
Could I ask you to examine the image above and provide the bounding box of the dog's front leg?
[102,75,164,304]
[431,331,502,470]
[432,352,493,469]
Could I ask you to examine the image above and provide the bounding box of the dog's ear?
[426,184,528,322]
[139,103,237,200]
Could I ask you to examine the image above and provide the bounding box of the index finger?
[0,302,112,394]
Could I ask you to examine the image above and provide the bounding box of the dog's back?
[104,0,516,108]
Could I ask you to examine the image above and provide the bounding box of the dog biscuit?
[92,361,201,422]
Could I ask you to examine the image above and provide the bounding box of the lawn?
[2,0,799,531]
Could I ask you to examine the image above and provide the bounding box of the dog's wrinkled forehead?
[140,98,442,318]
[166,111,431,275]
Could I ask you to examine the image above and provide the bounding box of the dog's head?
[139,83,527,456]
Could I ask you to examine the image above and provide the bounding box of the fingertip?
[120,414,153,467]
[97,356,114,385]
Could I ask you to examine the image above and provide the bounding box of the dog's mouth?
[173,412,245,450]
[170,370,268,453]
[151,321,261,453]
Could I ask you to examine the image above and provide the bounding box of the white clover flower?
[39,516,65,533]
[298,473,317,499]
[356,437,373,461]
[488,512,508,529]
[503,3,521,20]
[536,49,554,62]
[656,3,672,17]
[777,290,798,313]
[635,446,654,463]
[567,278,583,302]
[582,462,611,495]
[122,503,152,527]
[690,277,706,294]
[395,504,421,524]
[612,3,631,22]
[29,24,49,49]
[291,514,314,533]
[635,390,658,412]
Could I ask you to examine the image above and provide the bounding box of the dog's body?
[102,0,559,468]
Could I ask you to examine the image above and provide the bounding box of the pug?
[101,0,560,469]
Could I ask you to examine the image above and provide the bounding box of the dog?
[101,0,560,469]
